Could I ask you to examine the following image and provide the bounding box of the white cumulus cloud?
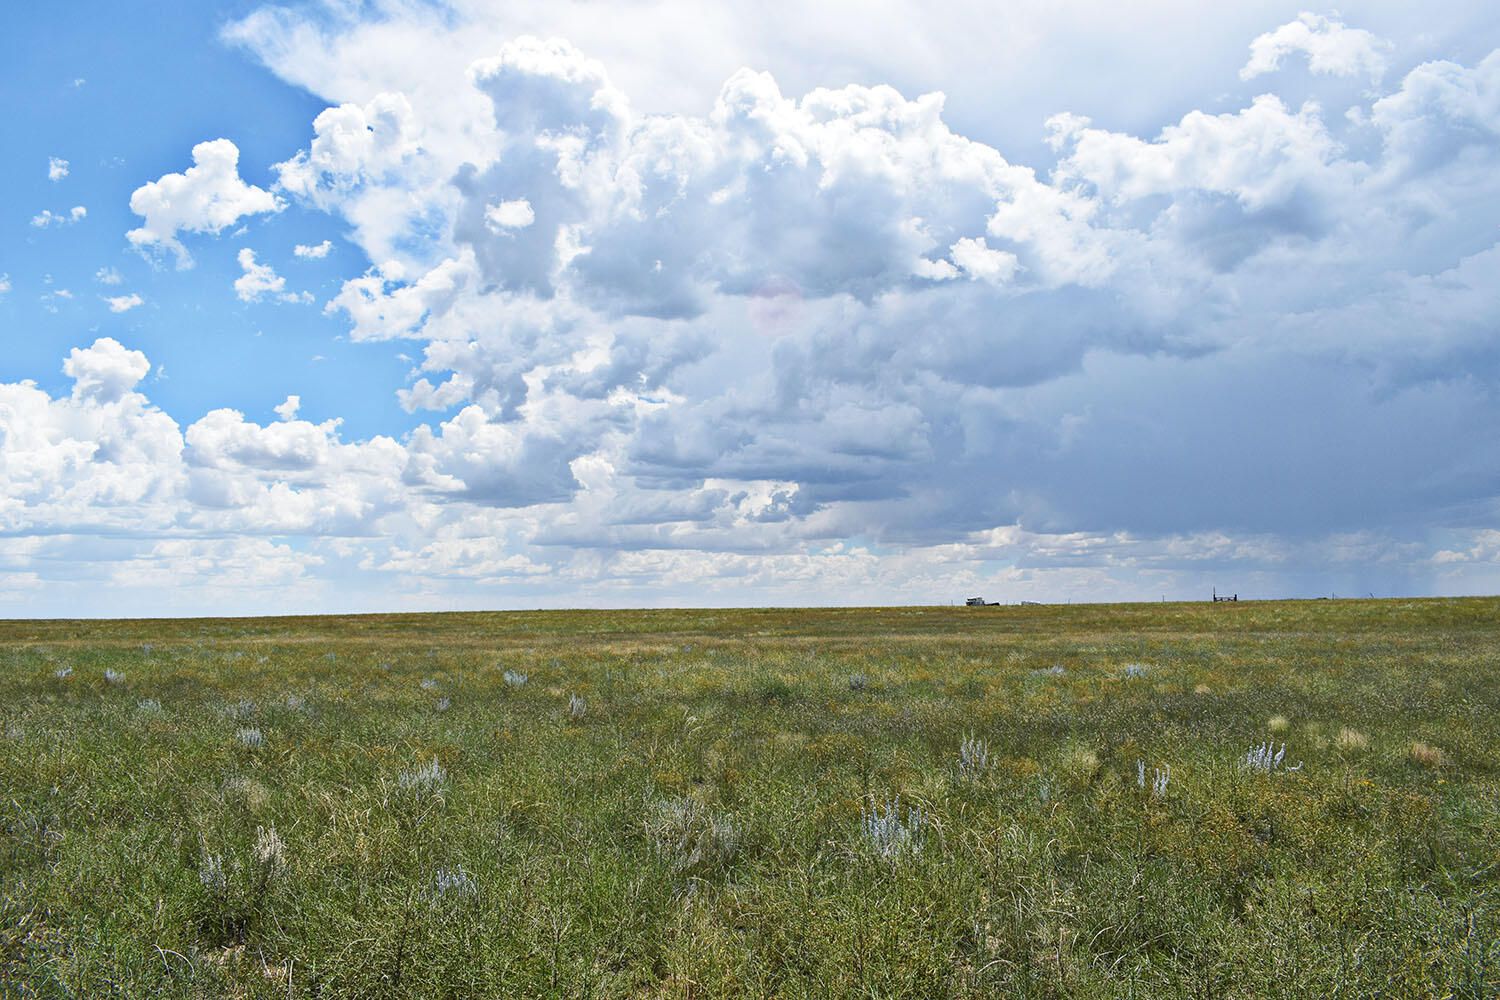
[1241,12,1393,82]
[234,248,309,303]
[127,139,282,267]
[48,157,69,181]
[105,293,144,313]
[484,199,534,231]
[7,9,1500,612]
[62,337,151,403]
[293,239,333,258]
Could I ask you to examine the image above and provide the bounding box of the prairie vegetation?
[2,598,1498,997]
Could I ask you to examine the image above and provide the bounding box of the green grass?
[2,598,1498,997]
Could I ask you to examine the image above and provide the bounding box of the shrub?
[1061,746,1101,786]
[222,776,271,813]
[646,796,740,877]
[195,825,288,942]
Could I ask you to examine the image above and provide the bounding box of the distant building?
[966,596,986,606]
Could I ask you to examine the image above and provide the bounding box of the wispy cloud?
[31,206,86,227]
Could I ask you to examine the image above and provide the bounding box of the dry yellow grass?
[1336,727,1369,753]
[1410,742,1447,767]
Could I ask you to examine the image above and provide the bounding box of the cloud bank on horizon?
[3,2,1500,614]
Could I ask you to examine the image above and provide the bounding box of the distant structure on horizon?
[965,596,1001,607]
[1212,587,1238,602]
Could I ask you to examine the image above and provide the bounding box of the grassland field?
[2,597,1499,998]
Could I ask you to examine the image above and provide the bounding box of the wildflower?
[848,672,868,692]
[225,699,257,721]
[419,678,438,691]
[503,670,528,688]
[1120,663,1149,678]
[1243,742,1301,774]
[1136,759,1170,796]
[104,668,124,684]
[397,758,447,796]
[199,853,229,894]
[435,696,451,713]
[957,732,989,780]
[254,825,287,882]
[431,867,477,900]
[54,665,72,679]
[1032,664,1066,677]
[861,793,925,859]
[136,698,163,715]
[568,693,586,720]
[236,727,265,749]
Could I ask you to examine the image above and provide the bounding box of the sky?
[2,0,1499,616]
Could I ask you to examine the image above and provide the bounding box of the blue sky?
[2,0,1499,615]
